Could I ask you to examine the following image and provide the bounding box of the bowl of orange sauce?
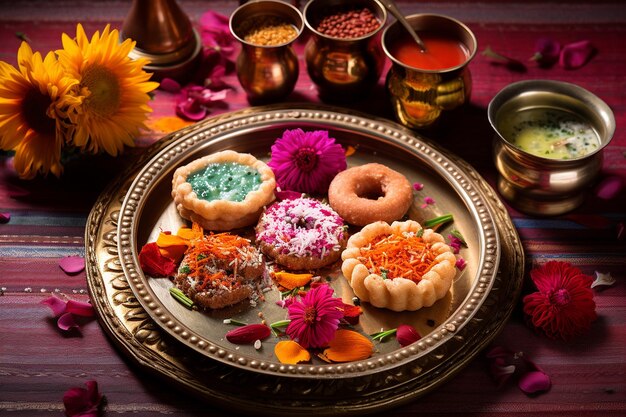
[381,13,477,129]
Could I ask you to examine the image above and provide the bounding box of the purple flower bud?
[559,40,595,69]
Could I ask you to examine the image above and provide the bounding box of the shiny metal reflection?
[489,80,616,216]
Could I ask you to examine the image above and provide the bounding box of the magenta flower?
[530,38,561,67]
[268,129,347,195]
[523,261,596,340]
[63,380,104,417]
[286,284,344,348]
[559,40,595,69]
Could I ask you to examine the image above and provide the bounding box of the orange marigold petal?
[321,329,374,362]
[274,340,311,364]
[157,232,189,248]
[274,271,313,290]
[176,226,202,241]
[345,145,357,157]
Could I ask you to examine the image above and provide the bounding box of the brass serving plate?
[86,104,524,415]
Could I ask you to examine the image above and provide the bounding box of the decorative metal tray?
[86,104,524,415]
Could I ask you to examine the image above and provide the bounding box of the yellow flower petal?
[274,340,311,364]
[273,271,313,290]
[321,330,374,362]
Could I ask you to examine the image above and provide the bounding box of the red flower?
[523,261,596,340]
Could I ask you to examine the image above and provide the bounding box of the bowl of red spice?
[381,13,477,129]
[302,0,387,101]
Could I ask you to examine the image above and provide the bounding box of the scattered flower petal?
[63,380,104,417]
[0,212,10,223]
[530,38,561,67]
[455,257,467,270]
[591,271,616,288]
[396,324,421,347]
[226,324,271,344]
[159,77,182,93]
[595,175,623,200]
[559,40,595,69]
[340,302,363,325]
[274,340,311,364]
[176,97,207,121]
[518,370,551,394]
[138,242,177,277]
[59,255,85,275]
[57,312,80,331]
[345,145,357,157]
[420,196,435,208]
[65,299,95,317]
[523,261,596,340]
[321,329,374,362]
[273,271,313,290]
[412,182,424,191]
[41,294,68,316]
[148,116,194,133]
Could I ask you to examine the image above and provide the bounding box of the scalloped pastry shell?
[172,150,276,231]
[341,220,457,312]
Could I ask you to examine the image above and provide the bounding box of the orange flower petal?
[274,271,313,290]
[321,329,373,362]
[156,232,189,262]
[274,340,311,364]
[149,116,194,133]
[345,145,357,157]
[176,226,202,241]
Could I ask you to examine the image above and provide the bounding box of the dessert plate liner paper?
[86,104,524,415]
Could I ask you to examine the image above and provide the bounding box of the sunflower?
[56,24,158,156]
[0,42,81,179]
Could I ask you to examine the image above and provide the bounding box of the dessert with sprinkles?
[171,150,276,231]
[173,232,265,310]
[255,197,348,271]
[341,220,457,312]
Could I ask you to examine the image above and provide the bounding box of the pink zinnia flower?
[268,129,347,195]
[286,284,344,349]
[523,261,596,340]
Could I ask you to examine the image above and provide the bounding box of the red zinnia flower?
[523,261,596,340]
[286,284,344,348]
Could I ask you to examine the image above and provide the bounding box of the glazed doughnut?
[341,220,457,312]
[328,163,413,226]
[255,197,348,270]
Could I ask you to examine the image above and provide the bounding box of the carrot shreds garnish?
[358,233,436,282]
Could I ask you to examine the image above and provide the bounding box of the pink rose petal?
[412,182,424,191]
[176,98,207,121]
[59,255,85,275]
[41,295,68,317]
[518,370,551,394]
[66,299,95,317]
[159,77,182,93]
[559,40,595,69]
[0,212,10,223]
[57,312,80,331]
[595,175,623,200]
[455,257,467,270]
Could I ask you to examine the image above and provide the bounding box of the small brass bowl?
[489,80,616,216]
[381,13,477,129]
[229,0,304,104]
[303,0,387,102]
